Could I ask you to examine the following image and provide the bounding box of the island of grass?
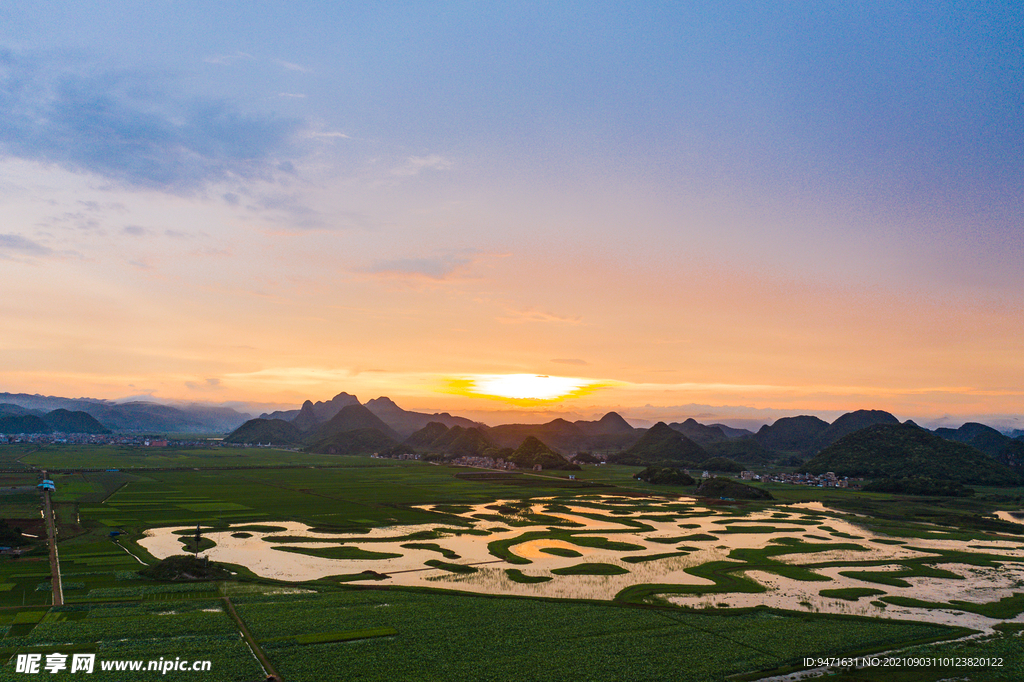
[272,545,403,561]
[551,562,630,576]
[505,569,552,584]
[819,587,886,601]
[425,559,478,574]
[401,542,461,559]
[140,555,234,581]
[540,546,583,558]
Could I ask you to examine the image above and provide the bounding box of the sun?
[443,374,610,403]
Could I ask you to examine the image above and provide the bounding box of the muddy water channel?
[139,497,1024,631]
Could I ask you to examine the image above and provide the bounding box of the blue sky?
[0,2,1021,426]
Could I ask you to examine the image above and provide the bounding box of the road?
[40,470,63,606]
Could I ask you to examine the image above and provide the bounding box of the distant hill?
[0,403,43,418]
[444,427,495,458]
[694,477,773,500]
[803,422,1020,486]
[508,436,579,471]
[574,412,635,436]
[261,392,360,423]
[402,422,451,451]
[996,439,1024,474]
[0,415,51,434]
[486,414,639,453]
[43,409,111,434]
[306,428,398,455]
[291,400,320,431]
[0,393,250,433]
[611,422,706,466]
[933,422,1011,458]
[303,404,400,444]
[808,410,900,454]
[710,424,755,439]
[668,418,727,444]
[363,396,478,438]
[702,438,775,464]
[224,419,302,445]
[754,415,829,453]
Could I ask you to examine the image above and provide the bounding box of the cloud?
[551,358,589,366]
[203,52,255,66]
[498,308,583,325]
[0,48,302,192]
[0,233,53,257]
[391,154,453,176]
[365,252,475,281]
[275,60,312,73]
[278,93,307,98]
[123,225,149,236]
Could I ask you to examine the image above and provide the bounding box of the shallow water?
[138,496,1024,630]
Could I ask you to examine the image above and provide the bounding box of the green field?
[1,444,1022,681]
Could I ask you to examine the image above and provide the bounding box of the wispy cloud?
[0,49,302,192]
[274,60,312,73]
[203,52,255,66]
[0,233,53,257]
[552,358,589,365]
[365,252,474,281]
[391,154,453,177]
[498,308,583,325]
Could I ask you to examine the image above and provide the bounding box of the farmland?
[1,444,1023,680]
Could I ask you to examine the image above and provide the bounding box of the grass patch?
[819,588,886,601]
[272,545,402,561]
[881,593,1024,619]
[504,569,552,584]
[551,563,630,576]
[424,559,478,574]
[539,546,583,558]
[401,542,460,560]
[621,552,689,564]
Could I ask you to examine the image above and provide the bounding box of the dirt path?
[222,596,280,681]
[41,470,63,606]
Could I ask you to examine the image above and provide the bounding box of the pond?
[138,496,1024,631]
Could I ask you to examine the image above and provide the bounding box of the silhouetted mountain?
[306,428,398,455]
[225,419,302,445]
[0,415,51,434]
[709,424,755,439]
[402,422,452,451]
[611,422,706,466]
[509,436,579,470]
[43,409,111,434]
[668,418,727,444]
[933,422,1011,458]
[809,410,900,453]
[363,396,478,438]
[574,412,635,436]
[804,422,1020,486]
[0,393,250,433]
[754,415,829,453]
[996,439,1024,474]
[486,415,638,453]
[291,400,320,431]
[445,427,495,458]
[702,438,775,464]
[0,403,43,418]
[262,392,360,423]
[303,404,400,444]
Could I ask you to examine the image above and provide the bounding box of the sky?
[0,2,1022,428]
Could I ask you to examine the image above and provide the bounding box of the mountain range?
[0,393,250,433]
